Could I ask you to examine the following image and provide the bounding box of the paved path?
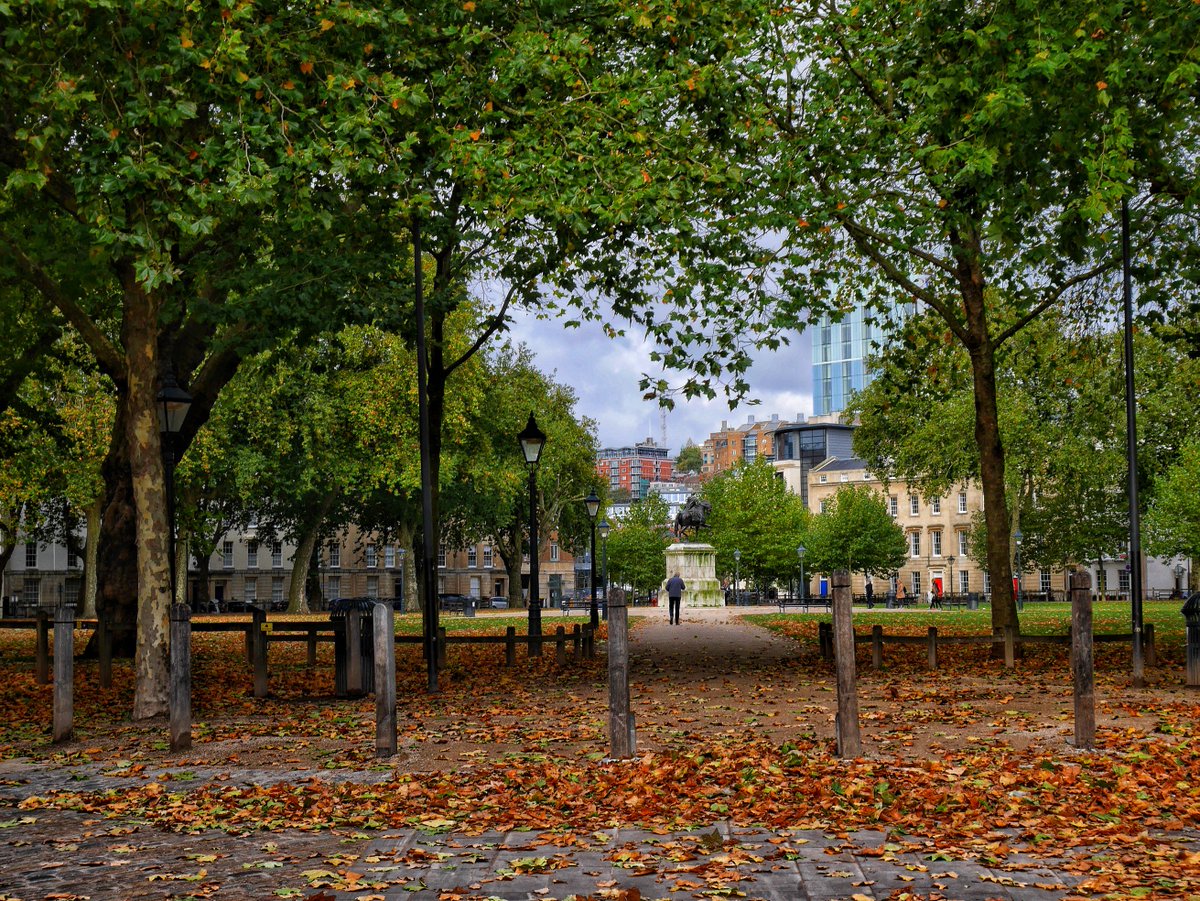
[0,605,1111,900]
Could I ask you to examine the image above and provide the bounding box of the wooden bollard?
[252,607,269,698]
[607,588,634,758]
[871,625,883,670]
[374,602,396,758]
[307,626,318,667]
[52,603,75,743]
[831,570,862,758]
[1144,622,1156,668]
[169,604,191,752]
[818,621,833,660]
[505,626,516,667]
[36,610,50,685]
[437,626,447,671]
[572,624,581,661]
[1070,572,1095,749]
[583,625,594,659]
[555,626,567,665]
[927,626,938,670]
[97,614,112,689]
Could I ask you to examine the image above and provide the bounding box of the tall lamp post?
[157,374,192,605]
[519,414,547,655]
[585,492,601,630]
[948,555,956,601]
[1176,562,1186,598]
[598,519,610,621]
[1014,529,1023,612]
[733,549,741,606]
[797,545,807,602]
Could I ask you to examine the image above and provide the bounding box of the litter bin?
[967,592,979,610]
[1,596,12,618]
[464,597,476,618]
[331,597,376,696]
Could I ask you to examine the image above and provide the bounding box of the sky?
[506,309,814,457]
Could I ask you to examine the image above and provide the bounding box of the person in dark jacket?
[665,572,685,625]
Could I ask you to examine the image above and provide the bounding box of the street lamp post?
[733,549,741,607]
[157,374,192,606]
[598,519,610,621]
[1014,529,1023,612]
[519,414,547,655]
[948,555,956,602]
[585,492,601,631]
[798,545,807,602]
[1176,562,1186,598]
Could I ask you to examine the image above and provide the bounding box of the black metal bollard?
[1183,592,1200,688]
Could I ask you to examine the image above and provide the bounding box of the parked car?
[488,596,509,609]
[438,593,471,612]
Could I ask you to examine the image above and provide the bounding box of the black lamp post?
[519,413,546,654]
[733,549,741,606]
[598,519,610,621]
[157,374,192,606]
[1176,562,1186,597]
[1014,529,1023,612]
[797,545,806,602]
[585,491,601,630]
[948,555,956,601]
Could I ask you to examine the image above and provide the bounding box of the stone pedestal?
[662,543,724,608]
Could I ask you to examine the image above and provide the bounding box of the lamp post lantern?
[585,491,601,630]
[733,549,741,607]
[1014,529,1023,612]
[598,519,610,621]
[519,413,547,655]
[157,374,192,606]
[797,545,807,602]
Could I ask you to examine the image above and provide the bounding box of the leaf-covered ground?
[2,603,1198,898]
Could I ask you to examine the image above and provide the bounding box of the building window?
[244,578,257,603]
[328,543,340,568]
[247,540,259,569]
[550,541,560,563]
[1040,570,1052,594]
[272,542,282,569]
[366,545,377,568]
[23,577,40,604]
[272,577,284,604]
[909,532,921,557]
[25,542,37,568]
[385,545,396,568]
[909,495,919,516]
[959,571,970,595]
[958,491,968,514]
[958,531,969,556]
[222,540,234,570]
[930,496,941,514]
[911,571,922,595]
[889,495,898,518]
[67,547,78,568]
[467,547,477,568]
[819,474,828,484]
[328,575,341,598]
[483,545,493,568]
[820,498,829,514]
[931,531,942,557]
[983,571,991,594]
[366,575,379,598]
[1118,568,1130,593]
[438,547,447,568]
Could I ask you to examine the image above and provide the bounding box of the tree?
[804,485,906,580]
[747,0,1200,635]
[606,494,672,602]
[1145,440,1200,570]
[675,442,703,474]
[700,459,809,591]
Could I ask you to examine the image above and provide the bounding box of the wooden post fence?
[831,570,862,758]
[871,624,883,670]
[555,626,567,665]
[36,610,50,685]
[97,614,113,689]
[170,604,192,752]
[1070,572,1095,749]
[505,626,516,667]
[52,603,75,743]
[374,603,396,758]
[607,588,633,758]
[926,626,938,670]
[252,607,269,699]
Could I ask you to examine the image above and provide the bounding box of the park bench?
[560,596,598,614]
[776,596,832,613]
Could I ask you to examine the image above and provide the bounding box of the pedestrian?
[666,571,685,625]
[864,579,874,609]
[897,583,908,605]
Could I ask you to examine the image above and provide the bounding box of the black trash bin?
[330,597,377,696]
[1183,592,1200,687]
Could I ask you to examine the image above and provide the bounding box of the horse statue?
[672,496,712,540]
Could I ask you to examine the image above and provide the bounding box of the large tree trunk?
[81,498,101,618]
[124,277,173,720]
[955,236,1017,635]
[95,394,138,654]
[287,492,336,613]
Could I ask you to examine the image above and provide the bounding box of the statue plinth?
[662,543,724,608]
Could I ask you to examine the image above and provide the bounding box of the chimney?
[721,420,728,430]
[746,415,755,424]
[771,413,780,422]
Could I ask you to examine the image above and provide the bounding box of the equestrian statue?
[672,496,712,540]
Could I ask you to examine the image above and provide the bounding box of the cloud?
[506,310,813,455]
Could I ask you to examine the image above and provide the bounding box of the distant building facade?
[596,439,672,499]
[811,303,912,416]
[700,414,795,478]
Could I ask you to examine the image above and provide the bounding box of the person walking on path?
[666,572,685,625]
[865,579,874,609]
